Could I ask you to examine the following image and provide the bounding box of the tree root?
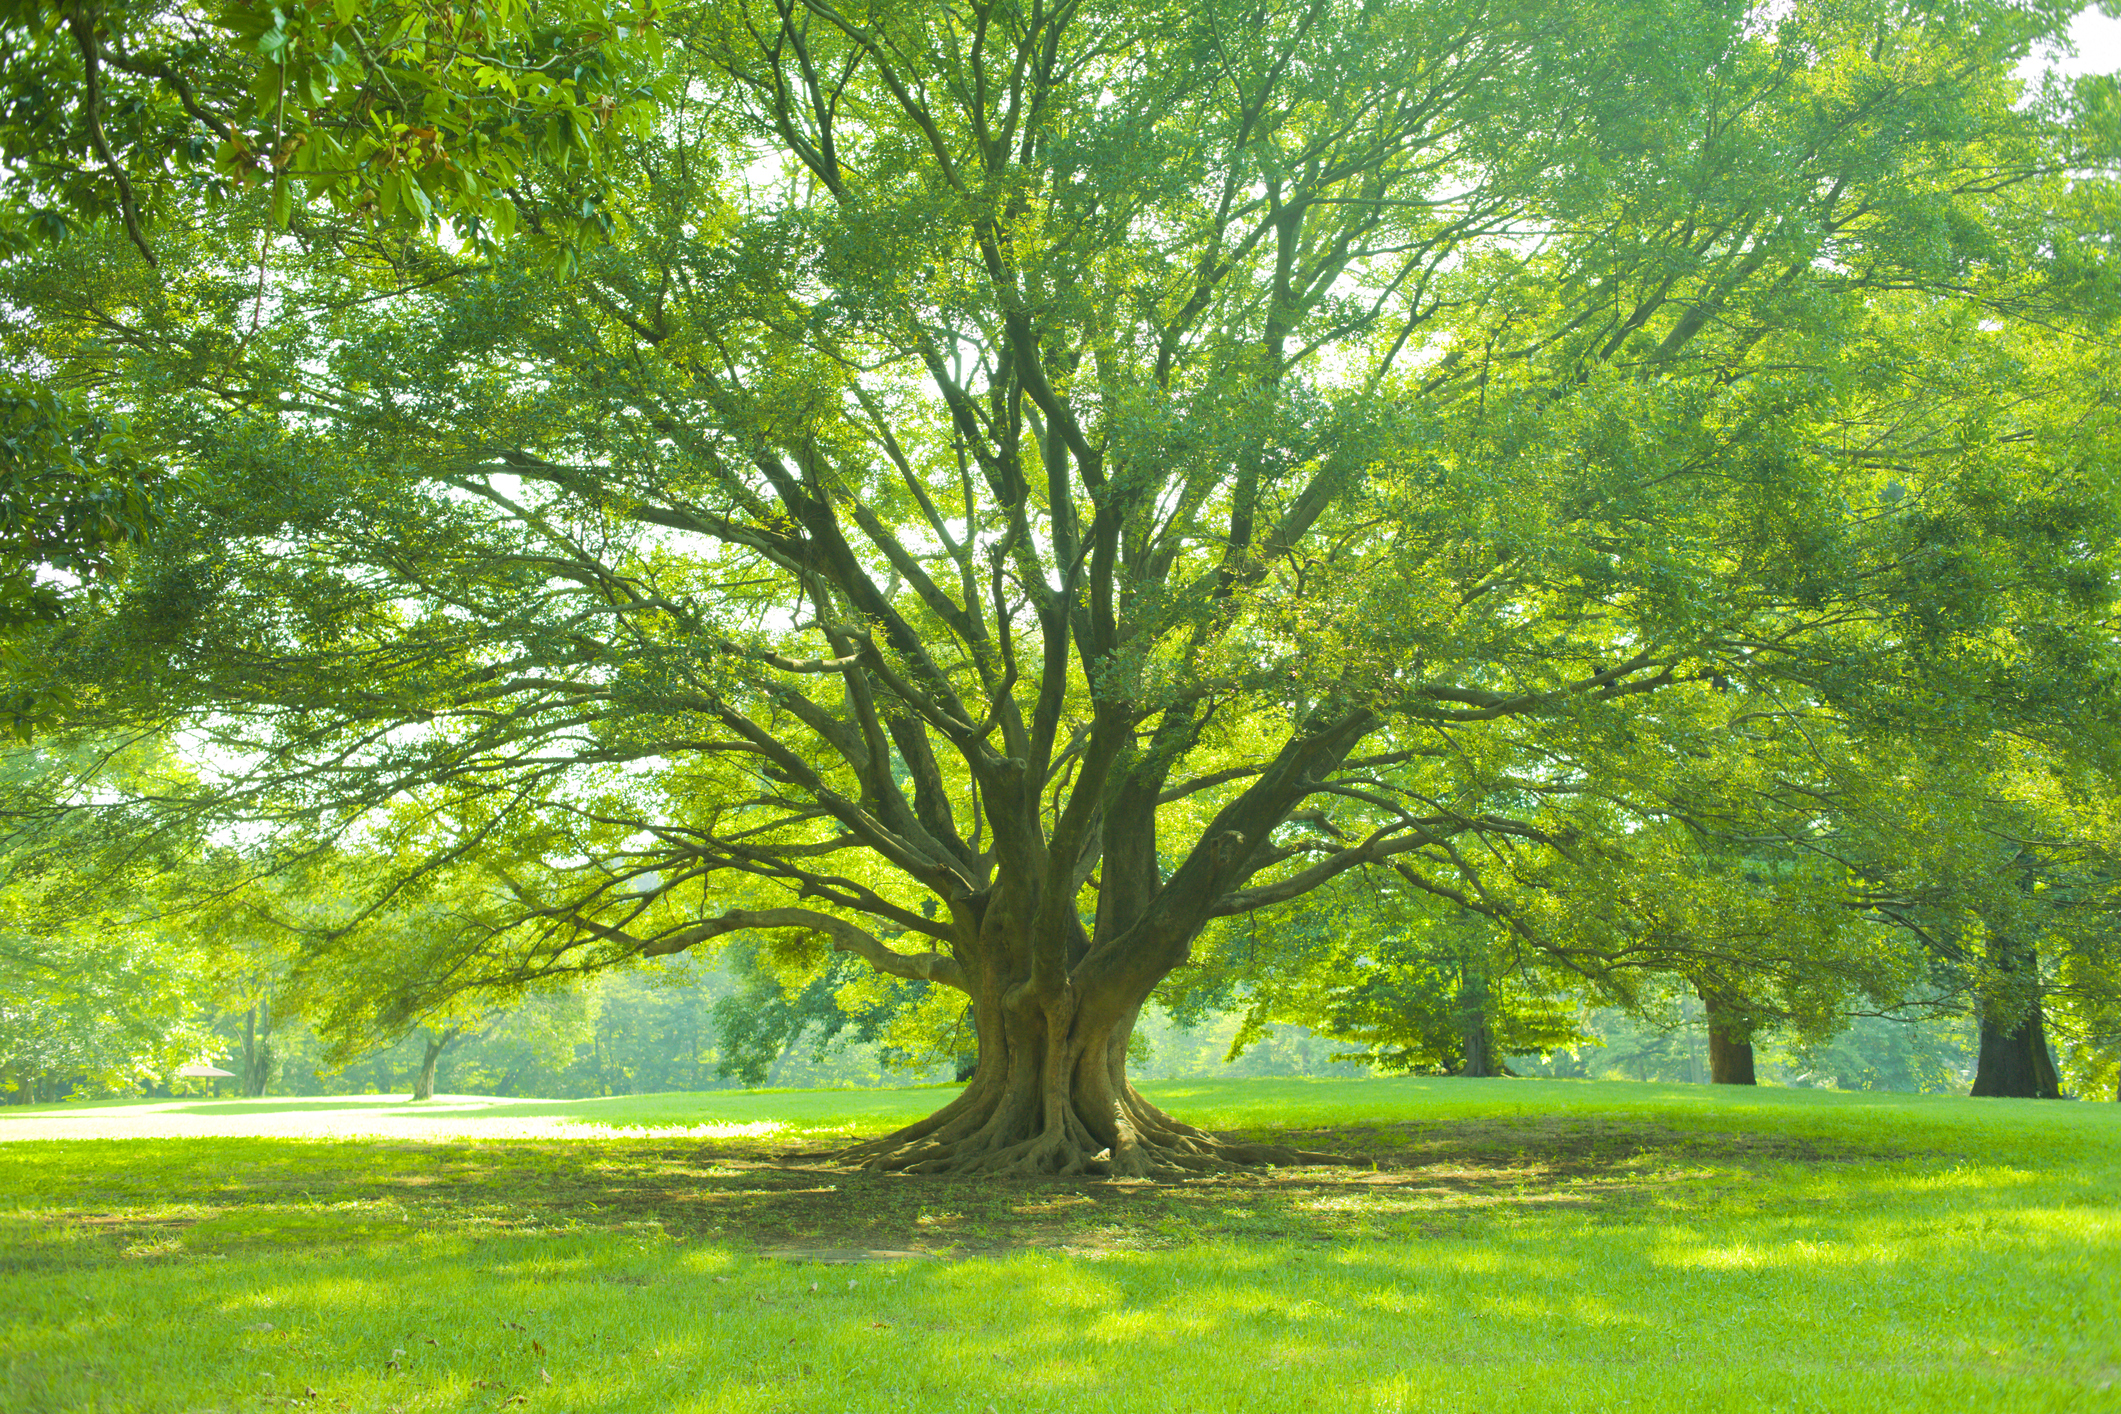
[828,1057,1353,1178]
[836,1115,1353,1177]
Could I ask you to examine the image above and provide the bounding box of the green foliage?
[0,383,164,732]
[0,734,218,1097]
[1170,884,1592,1075]
[0,933,211,1099]
[705,939,942,1087]
[0,0,667,263]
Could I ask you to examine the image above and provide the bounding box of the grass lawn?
[2,1076,2116,1413]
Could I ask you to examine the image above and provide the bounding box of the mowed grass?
[2,1077,2117,1414]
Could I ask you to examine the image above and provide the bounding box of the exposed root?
[827,1027,1355,1178]
[835,1107,1354,1178]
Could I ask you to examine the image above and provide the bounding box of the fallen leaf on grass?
[869,1322,891,1329]
[714,1276,730,1284]
[499,1397,528,1408]
[531,1340,545,1358]
[540,1368,552,1386]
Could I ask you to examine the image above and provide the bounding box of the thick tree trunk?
[1460,1019,1498,1077]
[1698,986,1758,1085]
[1706,1025,1757,1085]
[1457,962,1505,1077]
[840,979,1339,1176]
[1970,1003,2062,1098]
[1970,937,2062,1099]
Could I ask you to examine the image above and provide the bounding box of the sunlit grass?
[3,1077,2116,1412]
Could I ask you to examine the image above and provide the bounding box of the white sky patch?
[2027,5,2121,80]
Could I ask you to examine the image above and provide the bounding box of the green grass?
[3,1076,2117,1413]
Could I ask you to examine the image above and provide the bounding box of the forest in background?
[7,911,1987,1103]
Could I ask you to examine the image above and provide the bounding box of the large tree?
[10,0,2118,1169]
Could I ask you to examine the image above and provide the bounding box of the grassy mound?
[3,1077,2115,1412]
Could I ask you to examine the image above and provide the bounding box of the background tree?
[1168,882,1588,1076]
[0,735,216,1098]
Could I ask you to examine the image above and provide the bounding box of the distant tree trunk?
[1457,960,1504,1077]
[411,1027,460,1102]
[1970,939,2062,1099]
[240,1000,275,1098]
[1699,986,1758,1085]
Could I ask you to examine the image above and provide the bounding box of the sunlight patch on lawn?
[554,1120,789,1139]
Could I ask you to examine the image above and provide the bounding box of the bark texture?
[1970,1004,2062,1098]
[1706,1027,1757,1085]
[1457,965,1506,1077]
[1970,937,2061,1099]
[841,983,1339,1176]
[1699,986,1758,1085]
[240,1001,275,1098]
[411,1028,457,1102]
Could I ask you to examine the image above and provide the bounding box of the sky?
[2049,6,2121,76]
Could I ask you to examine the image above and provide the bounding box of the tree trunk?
[1698,986,1758,1085]
[411,1031,451,1102]
[240,1001,275,1098]
[839,975,1339,1177]
[1460,1015,1500,1077]
[1970,937,2062,1099]
[952,1003,979,1083]
[1970,1002,2062,1098]
[1457,960,1504,1077]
